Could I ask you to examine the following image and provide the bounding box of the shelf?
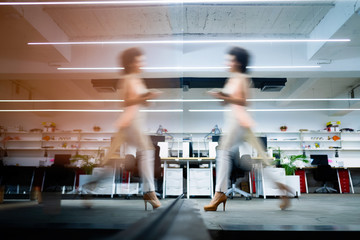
[300,131,341,134]
[301,140,342,142]
[268,140,301,142]
[7,148,103,151]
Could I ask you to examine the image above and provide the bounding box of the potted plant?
[275,154,309,175]
[70,154,99,175]
[280,125,288,132]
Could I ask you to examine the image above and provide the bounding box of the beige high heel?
[143,191,161,210]
[276,182,291,210]
[204,192,227,211]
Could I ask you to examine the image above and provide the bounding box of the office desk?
[296,166,358,194]
[161,157,272,199]
[161,157,215,199]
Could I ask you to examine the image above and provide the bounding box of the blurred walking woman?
[204,47,291,211]
[115,47,161,210]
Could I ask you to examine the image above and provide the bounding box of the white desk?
[161,157,215,199]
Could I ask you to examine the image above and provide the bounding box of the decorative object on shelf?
[340,128,354,132]
[42,135,50,141]
[299,129,308,132]
[73,129,82,133]
[280,125,288,132]
[93,125,101,132]
[332,135,341,141]
[70,154,99,174]
[315,142,320,148]
[156,125,173,139]
[30,128,43,133]
[325,121,341,132]
[204,124,222,140]
[275,154,309,176]
[42,122,56,132]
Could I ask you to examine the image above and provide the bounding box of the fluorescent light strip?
[247,65,320,69]
[247,98,360,102]
[0,109,123,112]
[2,108,359,113]
[140,109,183,112]
[0,100,124,103]
[2,98,360,103]
[0,109,182,112]
[247,108,360,112]
[57,65,320,71]
[189,109,231,112]
[0,1,337,6]
[147,99,224,102]
[189,108,360,112]
[29,39,350,45]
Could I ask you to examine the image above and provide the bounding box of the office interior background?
[0,0,360,239]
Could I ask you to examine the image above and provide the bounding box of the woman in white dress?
[204,47,291,211]
[113,47,161,210]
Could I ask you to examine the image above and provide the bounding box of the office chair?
[123,147,162,199]
[313,164,338,193]
[225,154,252,200]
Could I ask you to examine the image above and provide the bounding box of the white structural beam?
[276,78,319,106]
[12,5,71,62]
[330,84,360,116]
[307,0,360,60]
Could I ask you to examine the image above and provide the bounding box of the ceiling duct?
[251,78,287,92]
[91,77,287,91]
[91,79,119,92]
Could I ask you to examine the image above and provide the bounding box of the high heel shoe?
[143,191,161,210]
[276,182,291,210]
[204,192,227,211]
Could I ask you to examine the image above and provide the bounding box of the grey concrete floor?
[1,194,359,233]
[196,194,360,231]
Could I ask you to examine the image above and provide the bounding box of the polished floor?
[1,194,359,239]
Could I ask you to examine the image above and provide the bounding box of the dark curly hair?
[120,47,144,74]
[227,47,250,73]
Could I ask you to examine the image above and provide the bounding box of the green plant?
[70,154,99,174]
[274,154,309,175]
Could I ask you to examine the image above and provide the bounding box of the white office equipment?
[157,142,169,158]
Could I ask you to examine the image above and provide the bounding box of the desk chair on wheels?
[311,154,338,193]
[225,151,252,200]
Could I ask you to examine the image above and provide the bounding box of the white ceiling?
[0,0,359,116]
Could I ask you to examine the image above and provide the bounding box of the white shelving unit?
[1,131,113,165]
[2,129,359,166]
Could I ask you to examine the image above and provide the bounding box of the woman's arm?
[123,91,158,107]
[215,92,247,106]
[208,88,247,106]
[123,77,161,107]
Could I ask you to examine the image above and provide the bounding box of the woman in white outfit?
[204,47,291,211]
[114,47,161,210]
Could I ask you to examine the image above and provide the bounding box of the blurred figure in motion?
[102,47,162,210]
[204,47,292,212]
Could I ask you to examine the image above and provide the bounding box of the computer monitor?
[258,137,267,150]
[212,135,220,142]
[310,154,328,166]
[150,135,165,145]
[54,154,71,166]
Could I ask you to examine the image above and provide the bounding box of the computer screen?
[310,154,328,165]
[54,154,71,166]
[150,135,165,144]
[258,137,267,150]
[212,135,220,142]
